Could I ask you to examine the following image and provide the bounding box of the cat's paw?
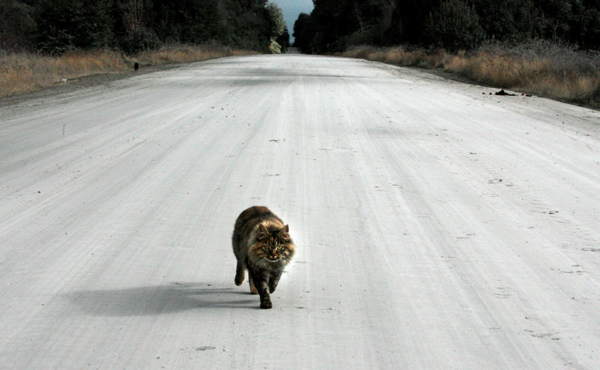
[260,300,272,309]
[234,277,244,286]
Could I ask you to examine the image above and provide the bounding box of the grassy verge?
[341,41,600,108]
[0,45,256,98]
[133,44,255,66]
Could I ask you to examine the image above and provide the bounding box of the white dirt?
[1,54,599,369]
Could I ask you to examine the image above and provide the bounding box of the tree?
[424,0,486,50]
[265,1,285,53]
[0,0,37,51]
[473,0,538,42]
[0,0,285,54]
[294,13,315,53]
[266,2,285,37]
[34,0,115,54]
[292,0,600,52]
[277,27,290,52]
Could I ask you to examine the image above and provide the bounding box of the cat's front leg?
[256,275,272,309]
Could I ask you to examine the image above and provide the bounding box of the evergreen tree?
[293,0,600,52]
[3,0,599,54]
[424,0,485,50]
[0,0,37,50]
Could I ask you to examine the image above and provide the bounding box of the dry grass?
[343,46,451,69]
[0,49,128,97]
[0,45,257,98]
[133,44,255,66]
[342,42,600,107]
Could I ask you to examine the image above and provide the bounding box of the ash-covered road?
[1,55,599,369]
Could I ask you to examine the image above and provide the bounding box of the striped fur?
[232,206,295,309]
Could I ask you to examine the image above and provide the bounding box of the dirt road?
[1,54,599,369]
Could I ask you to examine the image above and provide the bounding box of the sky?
[271,0,314,37]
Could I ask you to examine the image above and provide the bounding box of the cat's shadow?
[65,282,256,317]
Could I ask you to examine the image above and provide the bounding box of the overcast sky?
[271,0,314,36]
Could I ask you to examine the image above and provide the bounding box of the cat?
[232,206,295,309]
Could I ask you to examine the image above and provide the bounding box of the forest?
[293,0,600,53]
[1,0,598,105]
[0,0,289,54]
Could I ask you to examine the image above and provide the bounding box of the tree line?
[0,0,289,54]
[294,0,600,53]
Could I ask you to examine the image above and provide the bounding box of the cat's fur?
[232,206,295,309]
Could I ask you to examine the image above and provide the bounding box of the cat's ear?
[278,225,291,241]
[256,224,268,241]
[258,224,269,239]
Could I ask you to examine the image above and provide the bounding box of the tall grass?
[0,45,256,98]
[342,41,600,107]
[0,49,128,97]
[133,44,255,66]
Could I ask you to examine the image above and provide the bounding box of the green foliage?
[266,2,285,37]
[5,0,599,55]
[119,27,160,54]
[0,0,37,50]
[293,0,600,53]
[34,0,115,54]
[473,0,538,42]
[3,0,276,54]
[276,27,290,53]
[293,13,314,53]
[424,0,485,50]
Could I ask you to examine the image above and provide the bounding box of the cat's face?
[254,224,294,263]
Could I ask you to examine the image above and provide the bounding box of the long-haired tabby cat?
[232,206,295,309]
